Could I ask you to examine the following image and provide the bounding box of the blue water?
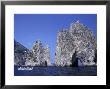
[14,66,97,76]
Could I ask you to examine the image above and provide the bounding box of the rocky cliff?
[14,40,29,66]
[55,21,97,66]
[25,40,51,66]
[14,40,51,66]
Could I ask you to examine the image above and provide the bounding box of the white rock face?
[25,40,51,66]
[55,21,97,66]
[43,45,51,66]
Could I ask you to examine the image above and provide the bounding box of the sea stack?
[55,21,97,67]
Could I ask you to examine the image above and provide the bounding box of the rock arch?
[71,51,78,67]
[55,21,97,67]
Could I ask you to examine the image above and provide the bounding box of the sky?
[14,14,97,63]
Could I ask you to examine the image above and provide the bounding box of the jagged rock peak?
[76,20,80,23]
[35,40,41,43]
[70,20,86,30]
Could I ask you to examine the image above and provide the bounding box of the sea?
[14,66,97,76]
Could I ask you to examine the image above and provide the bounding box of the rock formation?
[14,40,29,66]
[55,21,97,66]
[43,45,51,66]
[14,20,97,67]
[14,40,51,66]
[25,40,51,66]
